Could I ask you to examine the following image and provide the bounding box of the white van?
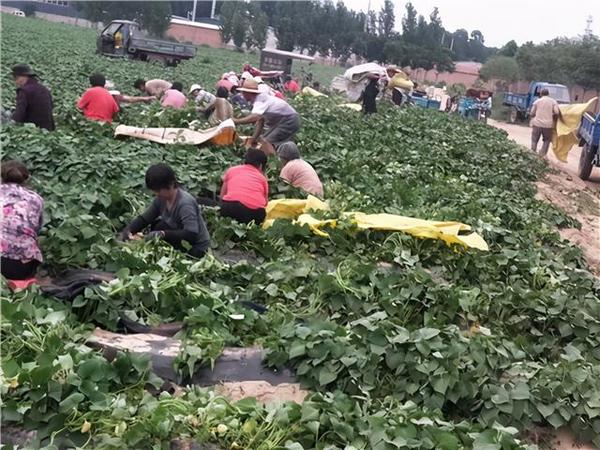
[12,10,26,17]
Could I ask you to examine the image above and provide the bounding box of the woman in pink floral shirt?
[1,160,44,280]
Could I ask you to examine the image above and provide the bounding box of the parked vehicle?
[458,88,492,123]
[97,20,196,66]
[411,96,441,110]
[577,112,600,180]
[503,81,570,123]
[12,10,25,17]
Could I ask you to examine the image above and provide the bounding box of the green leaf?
[318,368,337,386]
[491,387,510,405]
[536,403,555,418]
[510,382,530,400]
[59,392,85,413]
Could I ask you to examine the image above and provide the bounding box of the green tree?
[76,1,172,37]
[516,36,600,89]
[378,0,395,38]
[402,2,417,42]
[499,40,518,57]
[480,56,520,83]
[219,1,239,44]
[231,10,247,49]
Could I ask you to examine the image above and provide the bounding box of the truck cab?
[97,20,138,56]
[503,81,570,123]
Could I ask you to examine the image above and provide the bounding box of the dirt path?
[489,119,600,274]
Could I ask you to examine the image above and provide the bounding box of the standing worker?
[234,79,300,155]
[530,88,560,157]
[361,75,379,115]
[10,64,55,131]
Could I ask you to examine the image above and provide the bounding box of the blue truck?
[503,81,571,123]
[577,112,600,180]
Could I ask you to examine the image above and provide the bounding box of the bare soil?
[489,119,600,275]
[215,381,307,404]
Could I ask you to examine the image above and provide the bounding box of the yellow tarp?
[263,198,489,251]
[301,87,327,97]
[388,73,414,90]
[552,97,598,162]
[263,195,329,229]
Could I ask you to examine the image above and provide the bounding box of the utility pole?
[192,0,197,22]
[211,0,217,19]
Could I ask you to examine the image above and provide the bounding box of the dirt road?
[488,119,600,274]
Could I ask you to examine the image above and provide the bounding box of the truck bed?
[503,93,528,110]
[129,36,196,58]
[579,112,600,146]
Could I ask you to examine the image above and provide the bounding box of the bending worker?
[278,142,323,198]
[233,78,300,155]
[120,164,210,258]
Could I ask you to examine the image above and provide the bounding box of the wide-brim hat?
[12,64,36,77]
[189,83,202,93]
[237,78,261,94]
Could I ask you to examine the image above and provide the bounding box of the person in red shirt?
[220,149,269,224]
[77,73,119,123]
[283,76,300,95]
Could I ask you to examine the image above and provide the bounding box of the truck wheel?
[508,107,519,124]
[148,54,167,66]
[578,144,596,181]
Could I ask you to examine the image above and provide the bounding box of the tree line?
[480,36,600,90]
[220,0,495,71]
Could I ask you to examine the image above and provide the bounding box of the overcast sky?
[342,0,598,47]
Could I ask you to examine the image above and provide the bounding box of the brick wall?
[166,22,223,48]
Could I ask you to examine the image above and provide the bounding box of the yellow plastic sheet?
[552,97,597,162]
[263,198,489,251]
[388,73,414,90]
[301,86,327,97]
[263,196,328,229]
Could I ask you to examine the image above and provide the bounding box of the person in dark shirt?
[361,76,379,115]
[120,164,210,258]
[11,64,55,131]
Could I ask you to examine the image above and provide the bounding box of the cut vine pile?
[2,15,600,450]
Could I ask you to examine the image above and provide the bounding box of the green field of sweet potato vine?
[1,14,600,450]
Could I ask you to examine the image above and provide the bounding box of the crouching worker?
[220,149,269,224]
[278,142,323,198]
[1,161,44,280]
[120,164,210,258]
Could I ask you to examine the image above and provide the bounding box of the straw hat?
[189,83,202,94]
[237,78,261,94]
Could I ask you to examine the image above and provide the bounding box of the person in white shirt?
[530,88,561,157]
[189,84,216,107]
[234,78,300,155]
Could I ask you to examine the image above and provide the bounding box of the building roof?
[260,48,315,62]
[170,17,220,31]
